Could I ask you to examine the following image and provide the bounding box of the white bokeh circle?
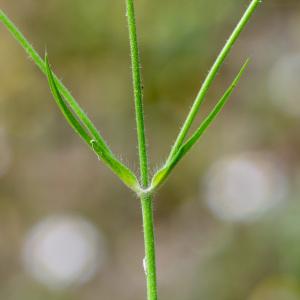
[203,153,288,222]
[22,214,106,289]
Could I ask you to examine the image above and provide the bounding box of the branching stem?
[1,1,262,299]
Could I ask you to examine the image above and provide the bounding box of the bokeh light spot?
[203,153,288,222]
[22,214,106,289]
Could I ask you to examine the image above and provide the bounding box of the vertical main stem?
[126,0,148,187]
[141,194,158,300]
[126,1,158,300]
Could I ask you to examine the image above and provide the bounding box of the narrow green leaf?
[90,140,140,192]
[46,56,140,193]
[0,10,109,152]
[166,0,261,161]
[181,59,249,154]
[45,55,91,144]
[150,149,183,192]
[151,59,249,191]
[0,11,140,192]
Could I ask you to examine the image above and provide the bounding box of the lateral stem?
[167,0,261,161]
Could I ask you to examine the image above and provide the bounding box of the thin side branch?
[167,0,261,161]
[0,10,110,152]
[151,59,249,191]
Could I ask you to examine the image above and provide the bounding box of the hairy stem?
[126,0,148,187]
[141,194,158,300]
[167,0,261,161]
[126,1,158,299]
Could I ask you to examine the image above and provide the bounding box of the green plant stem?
[150,59,249,191]
[0,10,110,153]
[141,193,158,300]
[126,1,158,299]
[126,0,148,187]
[167,0,260,161]
[0,10,140,192]
[45,55,140,192]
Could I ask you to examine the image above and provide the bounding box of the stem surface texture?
[126,1,158,299]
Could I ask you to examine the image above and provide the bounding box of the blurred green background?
[1,0,300,299]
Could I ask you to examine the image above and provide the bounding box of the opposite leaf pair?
[0,0,258,195]
[1,2,261,299]
[46,53,248,194]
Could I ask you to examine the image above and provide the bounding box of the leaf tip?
[243,57,251,69]
[44,52,50,68]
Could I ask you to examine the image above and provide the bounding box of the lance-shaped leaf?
[45,56,140,193]
[166,0,261,161]
[89,139,140,192]
[0,10,108,152]
[151,59,249,191]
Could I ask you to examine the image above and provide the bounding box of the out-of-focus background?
[0,0,300,299]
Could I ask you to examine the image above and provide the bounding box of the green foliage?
[45,55,139,192]
[0,1,261,299]
[0,3,259,196]
[151,59,249,191]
